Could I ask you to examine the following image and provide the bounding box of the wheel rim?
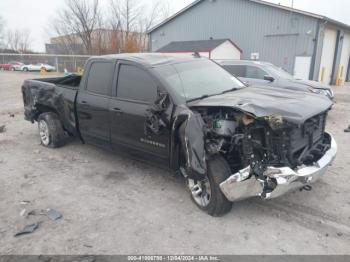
[187,177,212,207]
[39,120,50,146]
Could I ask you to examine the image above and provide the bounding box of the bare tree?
[0,16,5,49]
[109,0,141,52]
[109,0,171,52]
[6,29,31,52]
[53,0,101,54]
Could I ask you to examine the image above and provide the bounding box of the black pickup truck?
[22,54,337,216]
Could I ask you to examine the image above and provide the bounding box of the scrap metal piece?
[46,209,62,221]
[14,223,40,237]
[345,125,350,133]
[0,125,5,133]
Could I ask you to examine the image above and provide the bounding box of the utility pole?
[291,0,294,8]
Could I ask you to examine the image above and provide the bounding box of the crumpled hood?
[189,86,333,124]
[289,79,331,90]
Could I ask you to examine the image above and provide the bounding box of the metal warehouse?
[149,0,350,85]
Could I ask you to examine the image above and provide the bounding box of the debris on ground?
[14,222,40,237]
[27,210,39,216]
[0,125,5,133]
[345,125,350,133]
[20,200,31,205]
[46,208,62,221]
[20,209,26,217]
[9,113,15,118]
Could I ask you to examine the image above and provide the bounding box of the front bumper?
[220,134,337,202]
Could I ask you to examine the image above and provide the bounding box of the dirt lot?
[0,71,350,255]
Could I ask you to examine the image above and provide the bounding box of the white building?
[157,39,242,60]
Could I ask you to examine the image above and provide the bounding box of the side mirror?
[264,75,275,82]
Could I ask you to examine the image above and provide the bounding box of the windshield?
[265,64,295,80]
[155,60,245,101]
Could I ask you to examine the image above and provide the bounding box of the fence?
[0,53,91,73]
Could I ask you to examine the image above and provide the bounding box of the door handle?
[81,100,88,104]
[112,107,123,113]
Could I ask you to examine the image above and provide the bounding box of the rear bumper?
[220,134,337,202]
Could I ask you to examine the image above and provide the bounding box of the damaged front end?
[145,86,336,203]
[189,105,337,203]
[220,133,337,202]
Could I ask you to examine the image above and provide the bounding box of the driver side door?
[109,62,171,164]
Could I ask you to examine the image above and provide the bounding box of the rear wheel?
[37,112,66,148]
[186,155,233,216]
[23,67,29,72]
[11,67,15,71]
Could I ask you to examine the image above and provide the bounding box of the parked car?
[21,63,56,72]
[22,54,336,216]
[216,60,334,100]
[0,61,24,71]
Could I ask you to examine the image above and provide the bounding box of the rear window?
[86,62,114,96]
[223,64,268,80]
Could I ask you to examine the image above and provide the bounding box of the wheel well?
[34,104,60,121]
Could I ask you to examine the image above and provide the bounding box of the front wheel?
[37,112,66,148]
[186,155,233,216]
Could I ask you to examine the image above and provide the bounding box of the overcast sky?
[1,0,350,52]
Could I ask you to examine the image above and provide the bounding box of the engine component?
[212,120,236,137]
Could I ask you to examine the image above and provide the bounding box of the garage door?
[319,28,337,84]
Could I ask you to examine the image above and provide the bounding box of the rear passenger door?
[76,60,115,145]
[110,62,170,162]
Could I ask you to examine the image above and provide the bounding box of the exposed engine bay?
[191,106,333,198]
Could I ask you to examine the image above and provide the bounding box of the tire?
[37,112,66,148]
[186,155,233,216]
[11,67,15,71]
[23,67,28,72]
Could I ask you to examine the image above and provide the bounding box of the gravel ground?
[0,71,350,255]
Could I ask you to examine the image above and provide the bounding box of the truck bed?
[32,75,82,89]
[22,75,80,136]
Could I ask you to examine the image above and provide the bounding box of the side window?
[86,62,114,96]
[223,65,247,77]
[117,64,157,103]
[245,66,268,79]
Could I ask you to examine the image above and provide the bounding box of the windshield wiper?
[187,95,210,103]
[221,87,241,94]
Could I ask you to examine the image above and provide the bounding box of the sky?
[0,0,350,52]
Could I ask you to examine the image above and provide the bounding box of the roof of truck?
[91,53,206,67]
